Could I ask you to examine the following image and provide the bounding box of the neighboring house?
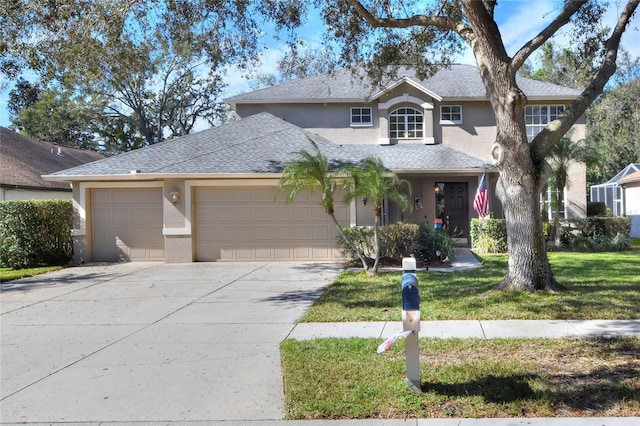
[618,170,640,238]
[590,163,640,217]
[0,127,103,200]
[45,65,586,263]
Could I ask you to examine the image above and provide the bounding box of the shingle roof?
[48,113,488,179]
[225,64,582,104]
[0,127,104,190]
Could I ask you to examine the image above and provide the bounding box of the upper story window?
[440,105,462,124]
[350,107,373,126]
[525,105,565,141]
[389,107,423,139]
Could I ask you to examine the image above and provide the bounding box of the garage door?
[91,188,164,261]
[194,187,346,261]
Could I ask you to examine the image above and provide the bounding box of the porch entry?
[436,182,470,245]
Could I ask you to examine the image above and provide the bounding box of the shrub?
[415,222,456,263]
[336,226,374,264]
[337,222,455,265]
[587,202,607,217]
[473,235,503,253]
[559,217,631,242]
[0,200,73,269]
[379,222,419,260]
[470,218,507,253]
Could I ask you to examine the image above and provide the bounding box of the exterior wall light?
[433,184,440,193]
[170,187,181,207]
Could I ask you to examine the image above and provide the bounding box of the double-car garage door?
[194,187,344,261]
[90,186,345,262]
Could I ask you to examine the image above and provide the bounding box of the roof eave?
[43,173,286,182]
[226,98,369,106]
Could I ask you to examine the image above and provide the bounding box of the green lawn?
[300,250,640,321]
[0,266,64,282]
[281,337,640,419]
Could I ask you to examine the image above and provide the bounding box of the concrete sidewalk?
[289,319,640,340]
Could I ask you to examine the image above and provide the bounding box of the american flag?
[473,172,489,217]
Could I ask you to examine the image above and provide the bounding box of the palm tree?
[546,133,584,246]
[342,157,411,275]
[276,138,370,271]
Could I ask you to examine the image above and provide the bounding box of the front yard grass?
[0,266,64,282]
[281,337,640,419]
[300,251,640,321]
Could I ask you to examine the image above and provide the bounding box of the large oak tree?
[319,0,638,292]
[3,0,638,291]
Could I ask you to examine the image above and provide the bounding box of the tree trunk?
[371,214,381,275]
[329,213,369,273]
[481,63,560,293]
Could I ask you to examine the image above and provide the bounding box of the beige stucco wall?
[436,101,496,162]
[163,180,193,263]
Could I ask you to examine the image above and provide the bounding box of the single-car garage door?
[194,187,346,261]
[91,188,164,261]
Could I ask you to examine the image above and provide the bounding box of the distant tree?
[519,42,597,90]
[96,114,147,155]
[585,75,640,182]
[277,139,370,272]
[9,87,102,150]
[342,157,410,275]
[248,42,338,89]
[7,78,40,117]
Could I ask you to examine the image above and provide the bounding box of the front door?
[443,182,469,244]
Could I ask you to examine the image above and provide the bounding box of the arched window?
[389,107,423,139]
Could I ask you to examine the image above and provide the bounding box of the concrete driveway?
[0,261,342,423]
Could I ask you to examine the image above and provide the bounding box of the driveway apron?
[0,261,341,423]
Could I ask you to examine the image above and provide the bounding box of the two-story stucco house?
[46,64,586,264]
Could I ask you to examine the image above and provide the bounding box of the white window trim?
[389,107,424,139]
[525,104,566,141]
[440,105,463,125]
[350,107,373,127]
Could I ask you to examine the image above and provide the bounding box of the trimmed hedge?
[0,200,73,269]
[471,217,631,253]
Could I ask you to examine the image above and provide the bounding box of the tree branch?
[531,0,640,160]
[511,1,586,72]
[346,0,473,40]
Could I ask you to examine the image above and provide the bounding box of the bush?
[337,222,455,265]
[336,226,374,263]
[470,218,507,253]
[587,202,607,216]
[379,222,419,260]
[0,200,73,269]
[560,217,631,241]
[415,222,456,263]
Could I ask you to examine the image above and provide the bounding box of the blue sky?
[2,1,639,129]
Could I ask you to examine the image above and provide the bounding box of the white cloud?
[496,0,561,55]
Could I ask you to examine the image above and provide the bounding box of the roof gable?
[371,76,443,102]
